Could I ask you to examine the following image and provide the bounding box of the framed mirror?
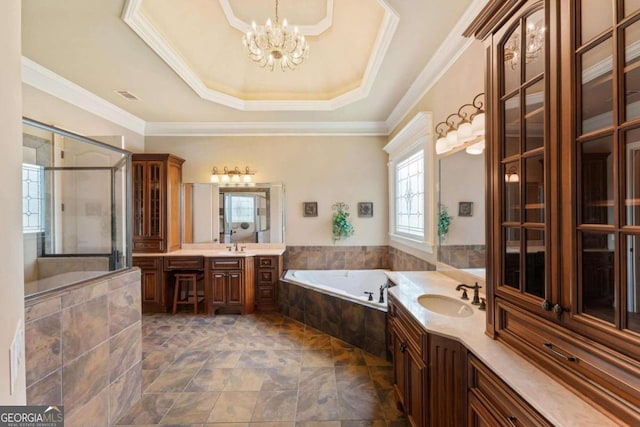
[182,183,285,244]
[437,146,485,279]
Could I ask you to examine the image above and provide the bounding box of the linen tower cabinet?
[466,0,640,423]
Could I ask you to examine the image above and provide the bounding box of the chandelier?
[242,0,309,72]
[504,21,545,70]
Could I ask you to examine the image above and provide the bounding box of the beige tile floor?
[116,311,409,427]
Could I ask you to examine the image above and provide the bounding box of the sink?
[417,294,474,318]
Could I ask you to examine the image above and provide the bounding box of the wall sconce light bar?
[210,166,255,186]
[435,93,485,155]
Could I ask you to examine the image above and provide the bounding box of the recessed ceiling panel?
[127,0,392,109]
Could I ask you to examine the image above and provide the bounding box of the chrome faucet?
[455,283,482,305]
[234,241,239,251]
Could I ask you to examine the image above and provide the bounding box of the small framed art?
[303,202,318,217]
[358,202,373,218]
[458,201,473,217]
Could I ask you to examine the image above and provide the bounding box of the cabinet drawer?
[258,269,275,283]
[495,298,640,424]
[388,295,424,358]
[258,285,276,302]
[132,256,162,270]
[210,257,244,270]
[257,256,275,268]
[468,354,552,427]
[164,256,204,270]
[133,240,164,252]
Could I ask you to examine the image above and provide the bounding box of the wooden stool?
[172,272,201,314]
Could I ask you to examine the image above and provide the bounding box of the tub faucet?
[379,281,390,303]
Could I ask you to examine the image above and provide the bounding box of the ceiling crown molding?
[145,121,389,136]
[21,56,146,135]
[121,0,399,111]
[219,0,334,36]
[385,0,489,133]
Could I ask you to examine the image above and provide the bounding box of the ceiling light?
[242,0,309,72]
[504,21,545,70]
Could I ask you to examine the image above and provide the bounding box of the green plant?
[438,205,453,242]
[332,202,354,243]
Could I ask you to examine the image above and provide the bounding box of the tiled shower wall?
[24,269,142,426]
[284,245,436,271]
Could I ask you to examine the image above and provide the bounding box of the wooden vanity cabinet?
[255,256,282,311]
[132,256,165,312]
[388,296,427,427]
[466,0,640,423]
[468,354,552,427]
[208,257,255,315]
[388,295,467,427]
[132,154,184,253]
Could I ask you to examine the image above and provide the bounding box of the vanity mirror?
[437,145,485,279]
[182,183,285,244]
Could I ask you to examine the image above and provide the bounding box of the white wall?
[22,84,145,152]
[1,0,27,405]
[145,135,389,246]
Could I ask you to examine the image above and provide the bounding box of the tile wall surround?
[438,244,486,269]
[284,245,436,271]
[24,269,142,426]
[278,280,388,360]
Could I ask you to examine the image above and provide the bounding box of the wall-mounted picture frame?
[458,201,473,217]
[303,202,318,217]
[358,202,373,217]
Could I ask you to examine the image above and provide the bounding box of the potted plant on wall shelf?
[438,205,453,243]
[332,202,354,243]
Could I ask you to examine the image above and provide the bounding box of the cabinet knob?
[400,343,407,353]
[541,300,552,311]
[552,304,563,314]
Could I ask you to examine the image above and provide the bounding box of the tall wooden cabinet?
[466,0,640,423]
[132,154,184,253]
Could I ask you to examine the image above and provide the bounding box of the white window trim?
[383,112,435,255]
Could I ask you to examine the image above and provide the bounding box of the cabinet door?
[407,346,426,427]
[467,394,503,427]
[133,256,165,312]
[391,322,408,412]
[146,160,165,240]
[491,1,556,318]
[227,271,244,305]
[560,0,640,360]
[429,334,467,427]
[132,162,146,239]
[210,271,226,304]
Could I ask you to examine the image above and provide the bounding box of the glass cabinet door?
[495,3,551,311]
[564,0,640,354]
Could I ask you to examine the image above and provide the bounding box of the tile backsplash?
[284,245,435,271]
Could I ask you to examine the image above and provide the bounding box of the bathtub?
[282,269,390,311]
[279,269,390,359]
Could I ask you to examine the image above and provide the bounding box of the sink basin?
[417,294,474,318]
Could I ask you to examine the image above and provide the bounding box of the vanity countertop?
[385,270,618,427]
[133,244,286,258]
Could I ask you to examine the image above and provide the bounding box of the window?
[22,163,44,233]
[383,112,434,253]
[395,150,424,237]
[229,195,255,223]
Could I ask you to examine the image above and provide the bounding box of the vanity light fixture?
[505,165,520,183]
[434,93,485,155]
[210,166,255,186]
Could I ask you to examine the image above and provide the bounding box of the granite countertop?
[385,271,618,427]
[134,244,286,258]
